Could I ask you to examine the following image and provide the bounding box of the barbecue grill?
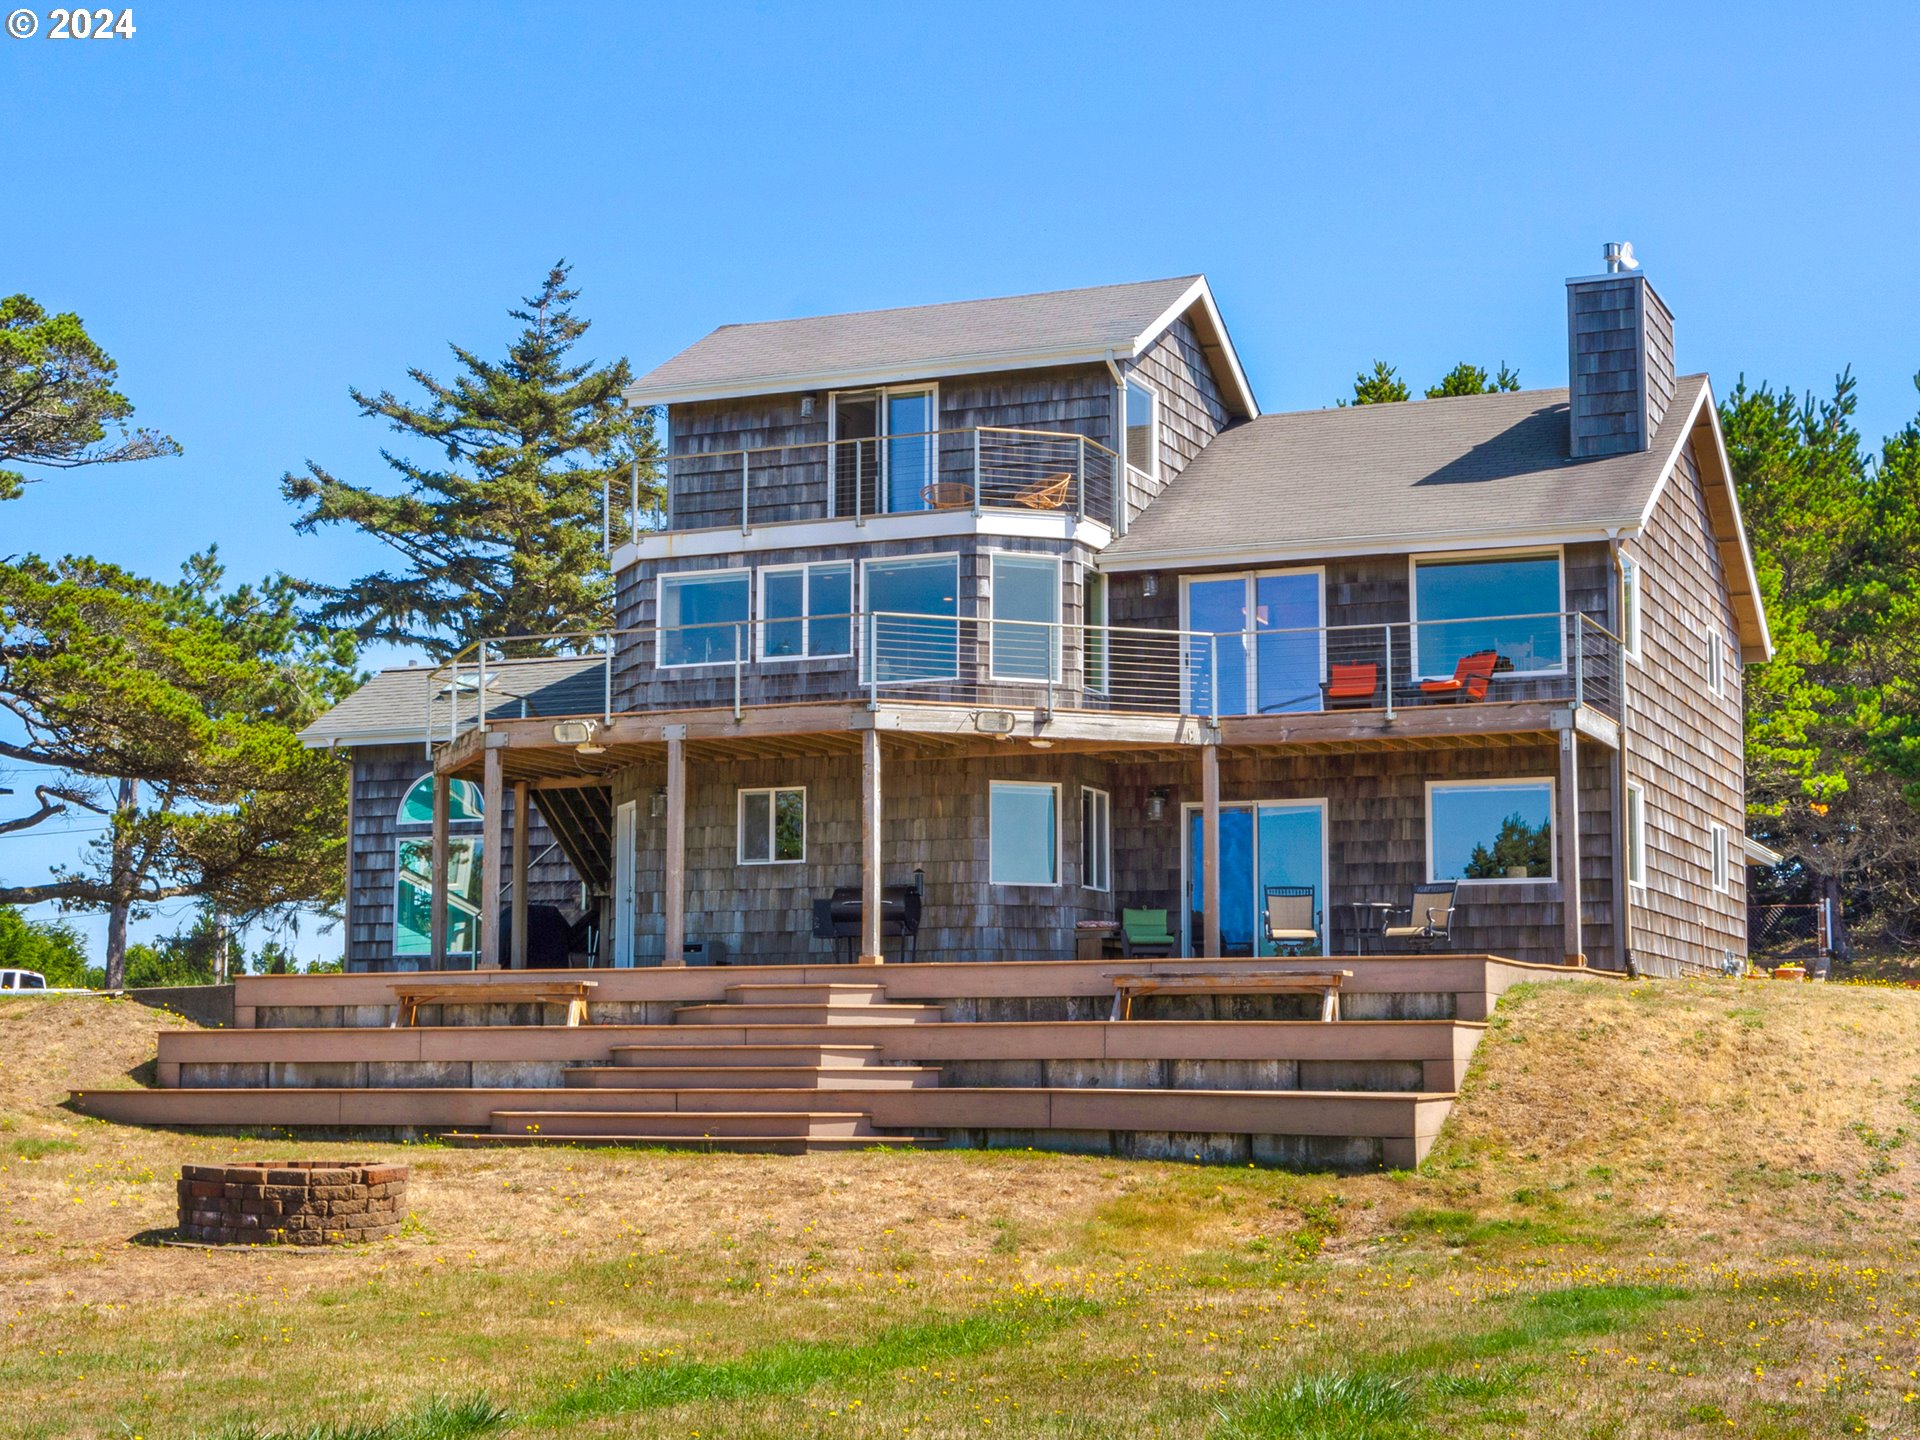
[811,884,922,963]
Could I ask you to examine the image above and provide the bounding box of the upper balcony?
[427,610,1625,765]
[609,426,1123,561]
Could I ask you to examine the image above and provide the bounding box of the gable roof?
[299,656,608,749]
[624,275,1257,418]
[1101,373,1771,661]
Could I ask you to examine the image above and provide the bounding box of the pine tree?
[1343,361,1411,406]
[1426,362,1521,398]
[282,263,661,657]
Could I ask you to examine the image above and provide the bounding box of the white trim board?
[613,511,1113,567]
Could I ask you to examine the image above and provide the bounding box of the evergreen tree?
[1426,362,1521,398]
[0,550,359,986]
[0,907,99,988]
[282,263,662,657]
[1344,361,1411,406]
[0,294,181,500]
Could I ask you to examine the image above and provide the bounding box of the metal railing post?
[854,442,865,527]
[603,632,613,725]
[601,480,610,556]
[741,451,751,536]
[1383,624,1396,722]
[1075,435,1087,524]
[734,623,745,721]
[1209,633,1220,720]
[1572,613,1585,709]
[629,455,640,545]
[972,429,983,517]
[476,643,487,733]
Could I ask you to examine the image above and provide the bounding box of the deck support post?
[479,743,504,970]
[663,729,687,968]
[510,781,530,971]
[1201,739,1221,959]
[1559,727,1585,966]
[428,767,450,969]
[860,726,884,964]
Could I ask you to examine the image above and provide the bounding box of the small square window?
[739,787,805,864]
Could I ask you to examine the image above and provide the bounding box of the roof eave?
[1127,276,1260,420]
[623,342,1125,409]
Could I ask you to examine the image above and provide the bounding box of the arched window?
[393,775,485,961]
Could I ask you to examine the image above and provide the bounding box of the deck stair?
[449,976,945,1151]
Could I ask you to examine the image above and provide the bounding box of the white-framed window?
[1620,555,1642,663]
[1081,785,1112,893]
[1426,778,1556,884]
[658,568,751,668]
[989,780,1059,886]
[1084,569,1110,693]
[1706,627,1726,698]
[392,774,484,960]
[760,561,853,661]
[738,786,806,865]
[828,384,940,516]
[1410,549,1566,679]
[988,552,1061,682]
[1626,783,1647,889]
[1124,377,1159,481]
[1710,823,1730,893]
[862,553,960,684]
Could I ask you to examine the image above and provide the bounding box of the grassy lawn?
[6,978,1920,1438]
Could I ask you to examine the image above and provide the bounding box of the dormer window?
[1125,378,1159,480]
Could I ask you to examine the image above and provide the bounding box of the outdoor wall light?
[1146,788,1169,821]
[912,866,925,895]
[799,394,816,418]
[650,786,667,817]
[1142,574,1159,598]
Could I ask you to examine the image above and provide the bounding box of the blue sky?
[4,1,1918,962]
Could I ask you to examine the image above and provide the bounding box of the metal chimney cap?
[1603,241,1640,273]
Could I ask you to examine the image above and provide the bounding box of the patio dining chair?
[1262,885,1320,956]
[920,480,973,511]
[1419,650,1499,703]
[1118,907,1177,958]
[1381,881,1458,952]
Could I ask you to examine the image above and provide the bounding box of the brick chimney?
[1566,243,1676,458]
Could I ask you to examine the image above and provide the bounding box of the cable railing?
[426,611,1622,747]
[603,425,1122,543]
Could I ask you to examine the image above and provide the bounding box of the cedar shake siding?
[1621,438,1748,976]
[346,744,581,972]
[1124,314,1235,522]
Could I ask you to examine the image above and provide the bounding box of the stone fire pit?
[176,1161,409,1245]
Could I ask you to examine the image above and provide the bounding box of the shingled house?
[306,250,1770,980]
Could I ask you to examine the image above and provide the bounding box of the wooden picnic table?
[1105,969,1351,1022]
[388,979,597,1028]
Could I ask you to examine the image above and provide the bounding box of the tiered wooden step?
[448,1105,942,1152]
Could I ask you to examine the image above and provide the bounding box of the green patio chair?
[1119,908,1177,958]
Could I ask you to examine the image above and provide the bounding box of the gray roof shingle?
[626,276,1204,402]
[300,656,607,747]
[1101,375,1710,567]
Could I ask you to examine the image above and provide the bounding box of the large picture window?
[739,786,805,864]
[989,553,1061,682]
[1412,552,1564,679]
[658,570,750,667]
[1427,779,1555,883]
[392,775,484,960]
[990,781,1059,886]
[760,562,853,660]
[864,554,960,683]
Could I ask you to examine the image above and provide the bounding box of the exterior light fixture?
[650,786,667,817]
[799,394,816,418]
[1142,574,1159,597]
[552,719,604,755]
[973,710,1018,736]
[1146,788,1169,821]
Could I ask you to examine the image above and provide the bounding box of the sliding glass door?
[1183,570,1324,715]
[831,387,936,515]
[1184,800,1327,956]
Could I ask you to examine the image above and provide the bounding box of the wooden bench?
[1105,970,1351,1022]
[388,980,597,1028]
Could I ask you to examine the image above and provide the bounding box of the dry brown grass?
[5,980,1920,1439]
